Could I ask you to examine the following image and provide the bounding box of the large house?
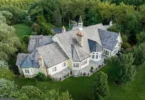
[16,17,122,80]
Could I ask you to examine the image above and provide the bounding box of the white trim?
[91,52,101,61]
[103,49,110,57]
[48,60,68,75]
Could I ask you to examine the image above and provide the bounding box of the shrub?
[90,66,94,72]
[35,72,47,81]
[22,35,29,45]
[122,42,131,49]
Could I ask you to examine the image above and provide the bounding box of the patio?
[73,55,107,77]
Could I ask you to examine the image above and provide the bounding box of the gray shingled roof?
[71,44,90,62]
[51,28,62,34]
[28,35,53,53]
[20,50,40,68]
[98,29,119,51]
[37,42,69,67]
[16,23,119,68]
[16,53,29,67]
[54,24,106,62]
[19,42,69,68]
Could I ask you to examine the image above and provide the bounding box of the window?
[91,52,101,60]
[96,54,98,59]
[104,49,109,56]
[52,67,57,72]
[92,54,94,59]
[73,63,79,68]
[25,70,29,73]
[63,62,66,67]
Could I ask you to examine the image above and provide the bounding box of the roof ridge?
[71,44,80,62]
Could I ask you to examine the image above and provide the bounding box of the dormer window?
[25,70,29,73]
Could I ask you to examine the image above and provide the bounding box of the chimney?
[38,55,44,67]
[77,31,84,47]
[109,20,113,26]
[62,26,66,33]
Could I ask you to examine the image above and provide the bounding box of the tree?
[31,23,40,34]
[97,1,116,22]
[136,32,145,44]
[0,13,6,23]
[114,3,138,34]
[44,89,73,100]
[85,5,101,25]
[133,43,145,65]
[0,23,20,61]
[117,53,136,84]
[28,0,61,25]
[0,78,16,98]
[0,5,27,24]
[0,12,20,61]
[0,11,13,24]
[35,72,47,81]
[11,88,73,100]
[59,91,73,100]
[20,85,43,99]
[92,71,109,99]
[0,67,15,80]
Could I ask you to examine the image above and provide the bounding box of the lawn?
[14,64,145,100]
[13,23,32,37]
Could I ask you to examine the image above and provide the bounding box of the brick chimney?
[38,55,44,67]
[62,26,66,33]
[77,31,84,47]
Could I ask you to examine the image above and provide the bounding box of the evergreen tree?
[117,53,136,84]
[92,71,109,99]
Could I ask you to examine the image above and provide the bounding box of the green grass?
[14,64,145,100]
[13,23,32,37]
